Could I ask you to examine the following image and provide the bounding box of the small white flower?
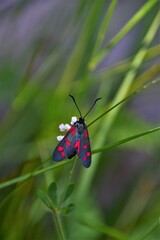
[56,117,77,142]
[64,124,71,130]
[59,123,71,132]
[71,116,77,125]
[57,135,64,141]
[59,124,66,132]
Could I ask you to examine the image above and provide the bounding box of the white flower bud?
[57,135,64,141]
[64,124,71,130]
[59,124,66,132]
[71,116,77,125]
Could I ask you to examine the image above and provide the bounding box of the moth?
[52,95,101,168]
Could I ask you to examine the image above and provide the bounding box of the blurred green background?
[0,1,160,240]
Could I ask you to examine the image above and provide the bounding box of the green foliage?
[62,184,75,203]
[61,204,75,215]
[38,190,53,209]
[48,182,58,207]
[0,1,159,240]
[38,181,75,239]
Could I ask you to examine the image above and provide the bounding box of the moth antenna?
[69,94,82,118]
[83,97,101,118]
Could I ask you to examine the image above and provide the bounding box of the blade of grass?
[0,159,72,190]
[13,50,59,111]
[92,0,118,55]
[98,44,160,80]
[139,218,160,240]
[92,126,160,154]
[115,175,156,230]
[89,0,158,70]
[88,78,160,127]
[128,64,160,93]
[80,221,133,240]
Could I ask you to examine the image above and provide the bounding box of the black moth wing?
[52,125,78,162]
[77,126,91,168]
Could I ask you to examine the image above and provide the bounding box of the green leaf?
[48,182,57,206]
[61,203,75,215]
[81,221,133,240]
[92,126,160,154]
[62,184,75,203]
[38,190,52,209]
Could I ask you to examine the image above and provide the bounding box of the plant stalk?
[53,209,66,240]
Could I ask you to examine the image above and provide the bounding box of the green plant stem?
[0,159,72,190]
[53,209,66,240]
[92,126,160,154]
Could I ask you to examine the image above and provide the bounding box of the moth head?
[77,117,84,124]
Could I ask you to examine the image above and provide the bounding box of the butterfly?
[52,95,101,168]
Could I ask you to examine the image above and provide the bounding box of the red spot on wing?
[66,141,71,146]
[84,129,88,138]
[58,146,66,157]
[74,140,80,154]
[83,156,87,161]
[58,146,64,152]
[87,152,91,157]
[83,151,91,161]
[70,126,76,135]
[61,151,65,157]
[83,144,87,149]
[64,137,71,146]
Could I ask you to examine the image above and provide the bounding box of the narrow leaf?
[93,0,117,54]
[92,127,160,154]
[38,190,52,209]
[61,203,75,214]
[48,182,57,206]
[80,221,133,240]
[62,184,75,203]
